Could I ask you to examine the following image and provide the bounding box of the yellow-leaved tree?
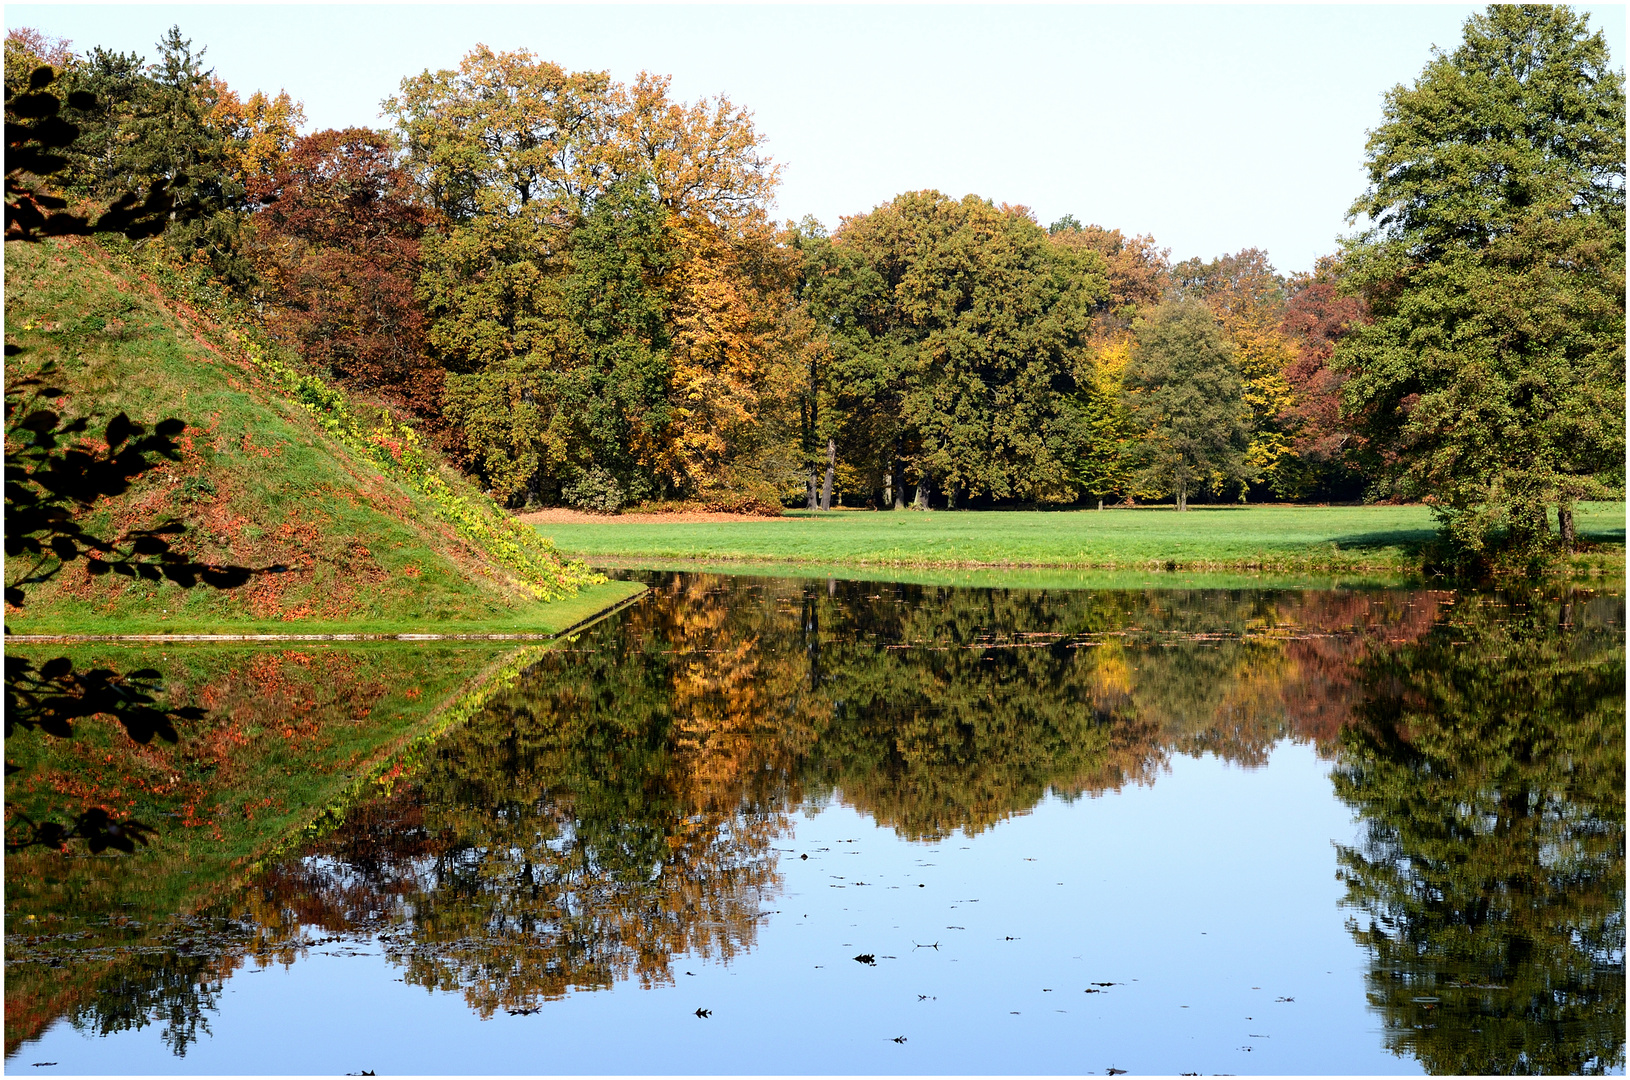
[1171,248,1298,497]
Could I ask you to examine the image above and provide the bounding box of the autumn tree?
[4,28,73,95]
[1048,218,1168,331]
[1121,300,1252,510]
[390,46,787,509]
[253,127,441,420]
[1171,248,1298,496]
[209,81,303,199]
[1277,256,1370,499]
[1335,4,1626,562]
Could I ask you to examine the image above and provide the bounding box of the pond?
[5,573,1625,1074]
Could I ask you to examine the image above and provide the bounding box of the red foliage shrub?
[255,128,445,424]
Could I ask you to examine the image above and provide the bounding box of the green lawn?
[535,503,1627,574]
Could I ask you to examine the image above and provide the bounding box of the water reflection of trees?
[236,576,1455,1016]
[36,575,1622,1069]
[1332,589,1625,1075]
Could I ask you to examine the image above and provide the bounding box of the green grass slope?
[539,502,1626,575]
[4,239,642,633]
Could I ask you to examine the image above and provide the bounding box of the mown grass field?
[536,502,1627,575]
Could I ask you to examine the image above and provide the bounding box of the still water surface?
[6,574,1624,1074]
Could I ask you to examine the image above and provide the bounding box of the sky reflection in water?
[6,574,1624,1074]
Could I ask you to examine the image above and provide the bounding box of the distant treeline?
[6,6,1623,558]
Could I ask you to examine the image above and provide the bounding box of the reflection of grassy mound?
[539,503,1626,575]
[4,238,640,633]
[2,641,540,1055]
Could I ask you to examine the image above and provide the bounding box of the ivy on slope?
[246,344,599,601]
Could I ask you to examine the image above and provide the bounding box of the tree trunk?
[914,476,930,510]
[819,438,835,511]
[892,460,905,509]
[946,484,957,510]
[1175,478,1187,512]
[1097,497,1104,511]
[1559,504,1576,553]
[883,468,891,509]
[805,359,820,510]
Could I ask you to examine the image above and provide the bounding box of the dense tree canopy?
[6,8,1622,561]
[386,46,787,508]
[797,191,1110,508]
[1336,4,1626,560]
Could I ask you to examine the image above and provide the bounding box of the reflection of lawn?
[538,503,1626,573]
[2,579,645,637]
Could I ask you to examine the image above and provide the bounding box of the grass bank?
[596,561,1420,592]
[538,503,1626,576]
[3,578,644,638]
[5,237,631,635]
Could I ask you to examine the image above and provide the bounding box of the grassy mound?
[4,238,641,633]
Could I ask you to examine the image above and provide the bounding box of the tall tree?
[390,47,786,507]
[1121,300,1252,510]
[1171,248,1298,496]
[1335,4,1625,562]
[812,191,1109,507]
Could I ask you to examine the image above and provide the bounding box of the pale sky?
[9,4,1625,274]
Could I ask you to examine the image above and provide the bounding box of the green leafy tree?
[58,27,271,289]
[807,191,1109,507]
[787,217,901,507]
[543,178,678,510]
[1335,4,1626,563]
[1121,300,1253,510]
